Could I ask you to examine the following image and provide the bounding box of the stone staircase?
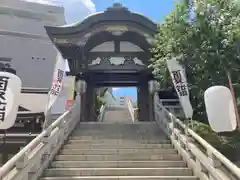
[103,107,132,123]
[40,122,198,180]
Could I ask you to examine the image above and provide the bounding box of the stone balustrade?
[127,99,138,123]
[98,104,106,122]
[154,93,240,180]
[0,95,81,180]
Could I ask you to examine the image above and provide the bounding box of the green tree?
[94,89,106,119]
[94,95,105,116]
[151,0,240,121]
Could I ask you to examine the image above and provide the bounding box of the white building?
[103,88,133,108]
[0,0,65,113]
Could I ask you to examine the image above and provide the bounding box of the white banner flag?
[45,51,67,114]
[166,57,193,119]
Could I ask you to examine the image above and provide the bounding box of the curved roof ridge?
[45,3,158,37]
[61,11,104,28]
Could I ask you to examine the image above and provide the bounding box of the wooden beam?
[85,51,148,57]
[115,37,120,53]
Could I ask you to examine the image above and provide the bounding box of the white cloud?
[24,0,96,23]
[112,88,120,91]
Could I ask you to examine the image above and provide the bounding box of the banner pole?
[227,71,240,131]
[43,91,50,129]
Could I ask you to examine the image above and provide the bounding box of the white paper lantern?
[75,80,86,94]
[75,80,82,93]
[149,80,160,94]
[0,72,22,129]
[204,86,237,132]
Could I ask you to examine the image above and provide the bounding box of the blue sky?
[28,0,176,101]
[92,0,176,22]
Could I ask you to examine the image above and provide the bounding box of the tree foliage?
[94,92,105,118]
[151,0,240,121]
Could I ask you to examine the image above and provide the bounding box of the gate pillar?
[85,80,96,122]
[138,79,150,121]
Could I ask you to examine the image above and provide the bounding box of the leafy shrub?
[219,132,240,161]
[184,120,222,148]
[94,95,105,116]
[184,120,240,161]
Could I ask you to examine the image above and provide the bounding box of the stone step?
[44,168,193,177]
[60,148,177,155]
[71,131,166,134]
[41,122,196,180]
[41,176,198,180]
[73,128,163,131]
[71,129,164,133]
[69,136,167,140]
[55,154,182,161]
[76,124,160,128]
[51,160,187,168]
[73,128,162,131]
[73,131,165,134]
[63,144,173,149]
[74,129,162,133]
[73,129,162,134]
[67,139,171,144]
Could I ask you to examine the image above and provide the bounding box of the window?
[0,57,16,74]
[0,57,12,69]
[32,57,46,61]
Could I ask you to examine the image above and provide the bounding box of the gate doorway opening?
[104,87,137,108]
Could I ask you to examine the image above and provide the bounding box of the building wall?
[0,0,65,89]
[0,0,64,34]
[104,89,128,108]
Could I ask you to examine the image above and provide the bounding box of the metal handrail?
[154,93,240,180]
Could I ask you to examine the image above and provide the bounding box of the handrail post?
[15,150,29,180]
[207,150,222,168]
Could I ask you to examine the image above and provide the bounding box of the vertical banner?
[43,51,67,129]
[45,52,66,114]
[50,58,71,115]
[227,72,240,130]
[65,76,76,110]
[0,72,22,129]
[50,77,68,115]
[166,57,193,119]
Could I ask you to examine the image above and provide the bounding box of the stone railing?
[160,99,184,118]
[154,93,240,180]
[0,95,81,180]
[106,104,127,108]
[98,104,106,122]
[127,99,138,123]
